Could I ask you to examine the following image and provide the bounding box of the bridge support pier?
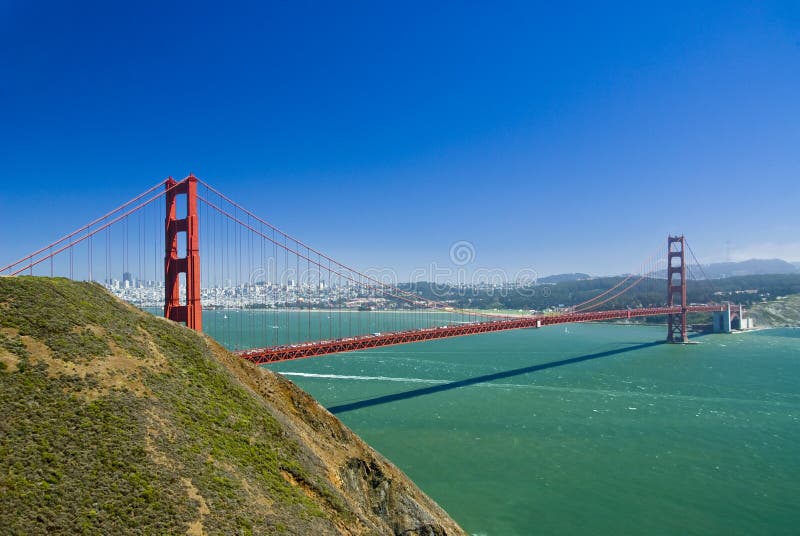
[667,235,688,343]
[712,304,732,333]
[164,175,202,331]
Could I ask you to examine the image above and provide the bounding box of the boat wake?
[278,372,446,384]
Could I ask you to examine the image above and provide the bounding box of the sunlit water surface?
[200,311,799,535]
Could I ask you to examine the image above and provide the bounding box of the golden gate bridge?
[1,175,744,364]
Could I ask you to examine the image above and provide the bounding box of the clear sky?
[1,1,799,279]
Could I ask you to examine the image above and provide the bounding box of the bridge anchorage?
[0,174,748,363]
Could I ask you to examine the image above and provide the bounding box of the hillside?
[537,273,591,284]
[402,274,800,312]
[703,258,798,278]
[0,277,466,535]
[745,294,800,327]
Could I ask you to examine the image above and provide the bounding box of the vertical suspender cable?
[274,229,276,346]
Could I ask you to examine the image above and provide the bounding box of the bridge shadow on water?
[327,340,665,415]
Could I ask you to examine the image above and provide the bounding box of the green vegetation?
[0,278,331,533]
[746,294,800,327]
[0,277,465,535]
[401,273,800,312]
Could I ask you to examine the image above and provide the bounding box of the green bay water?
[199,310,800,535]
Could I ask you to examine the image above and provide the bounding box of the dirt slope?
[0,277,466,535]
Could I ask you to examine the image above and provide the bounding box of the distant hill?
[537,273,592,284]
[537,260,800,285]
[703,259,798,278]
[404,273,800,313]
[746,294,800,327]
[0,277,465,535]
[651,259,800,280]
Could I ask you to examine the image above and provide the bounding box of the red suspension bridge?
[1,175,744,364]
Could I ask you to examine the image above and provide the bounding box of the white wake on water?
[278,372,447,384]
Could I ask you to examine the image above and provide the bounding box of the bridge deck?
[236,305,736,364]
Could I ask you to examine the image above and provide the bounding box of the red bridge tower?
[164,175,202,330]
[666,235,687,343]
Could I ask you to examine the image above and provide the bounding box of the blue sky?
[1,1,799,278]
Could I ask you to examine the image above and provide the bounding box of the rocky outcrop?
[209,338,466,536]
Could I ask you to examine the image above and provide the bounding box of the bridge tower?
[666,235,687,343]
[164,175,202,330]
